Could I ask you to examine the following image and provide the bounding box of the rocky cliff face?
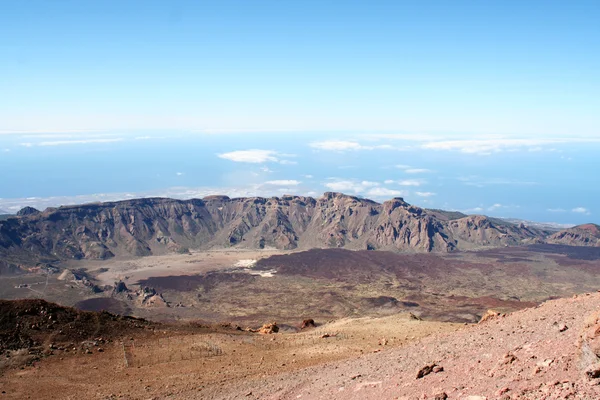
[0,193,550,263]
[547,224,600,247]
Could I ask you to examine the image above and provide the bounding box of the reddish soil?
[208,292,600,400]
[4,293,600,399]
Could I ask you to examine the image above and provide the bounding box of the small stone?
[416,364,436,379]
[536,359,554,368]
[585,366,600,379]
[433,393,448,400]
[500,353,517,365]
[432,365,444,373]
[558,323,568,332]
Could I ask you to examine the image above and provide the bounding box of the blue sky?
[0,1,599,225]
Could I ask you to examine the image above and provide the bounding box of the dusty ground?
[4,293,600,399]
[193,292,600,400]
[73,248,290,287]
[0,249,290,319]
[3,246,600,399]
[0,312,461,400]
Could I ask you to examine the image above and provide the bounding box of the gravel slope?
[206,292,600,400]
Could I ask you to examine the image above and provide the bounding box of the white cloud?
[547,208,566,212]
[176,172,184,176]
[264,180,301,186]
[383,179,424,186]
[572,207,591,214]
[310,140,362,151]
[279,159,298,165]
[0,185,324,212]
[2,148,9,152]
[217,149,294,164]
[310,140,394,151]
[260,166,273,173]
[303,174,313,179]
[324,180,379,193]
[420,137,600,155]
[366,187,404,197]
[465,207,484,213]
[396,165,432,174]
[21,138,124,147]
[487,203,504,211]
[323,179,403,198]
[398,179,423,186]
[458,176,538,187]
[415,192,436,197]
[360,180,379,187]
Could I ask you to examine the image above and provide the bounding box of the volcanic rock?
[301,319,316,329]
[548,224,600,247]
[258,323,279,334]
[0,194,552,263]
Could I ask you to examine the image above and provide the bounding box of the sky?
[0,1,599,225]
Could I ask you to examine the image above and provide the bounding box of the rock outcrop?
[548,224,600,247]
[0,193,552,263]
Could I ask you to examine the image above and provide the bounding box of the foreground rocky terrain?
[0,298,461,399]
[0,193,565,267]
[194,291,600,400]
[3,291,600,399]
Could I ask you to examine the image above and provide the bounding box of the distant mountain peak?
[16,206,40,217]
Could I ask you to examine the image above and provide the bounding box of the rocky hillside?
[548,223,600,247]
[217,292,600,400]
[0,193,550,263]
[0,299,153,354]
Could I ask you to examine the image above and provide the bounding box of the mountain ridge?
[0,192,593,265]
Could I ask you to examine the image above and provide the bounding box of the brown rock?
[579,311,600,376]
[257,322,279,334]
[479,310,503,324]
[408,312,422,321]
[416,364,437,379]
[585,366,600,379]
[500,353,517,365]
[301,319,316,329]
